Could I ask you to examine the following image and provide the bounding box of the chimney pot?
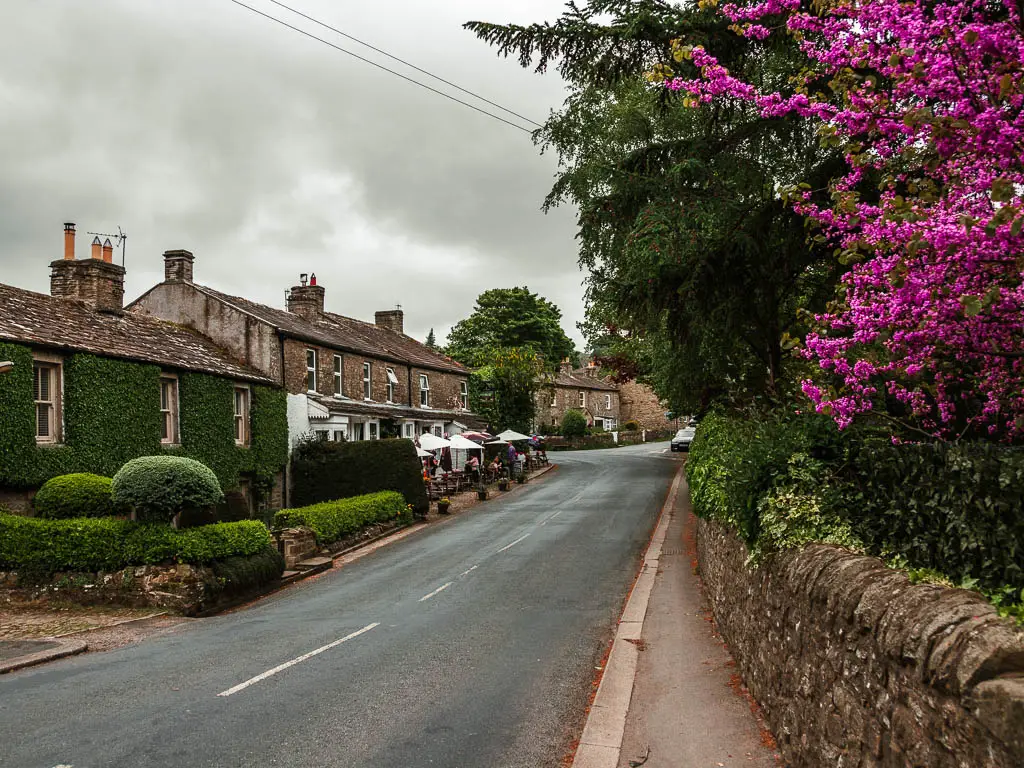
[287,278,325,320]
[101,238,113,263]
[310,273,317,286]
[63,223,76,260]
[90,236,102,260]
[163,249,194,283]
[300,273,308,287]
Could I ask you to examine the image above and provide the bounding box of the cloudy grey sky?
[0,0,584,346]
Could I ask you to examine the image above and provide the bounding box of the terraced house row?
[0,223,474,513]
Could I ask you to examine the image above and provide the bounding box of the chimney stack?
[287,273,325,320]
[375,307,404,335]
[50,223,125,313]
[559,359,574,376]
[163,249,194,283]
[63,223,76,260]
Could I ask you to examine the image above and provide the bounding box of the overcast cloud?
[0,0,584,346]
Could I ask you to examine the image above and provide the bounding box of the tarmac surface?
[0,442,677,768]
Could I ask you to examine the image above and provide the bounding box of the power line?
[226,0,536,135]
[265,0,544,128]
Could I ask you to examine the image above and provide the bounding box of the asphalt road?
[1,442,680,768]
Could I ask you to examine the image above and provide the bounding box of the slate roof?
[547,369,619,392]
[192,285,467,375]
[307,393,470,422]
[0,283,274,384]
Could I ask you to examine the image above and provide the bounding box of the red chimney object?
[310,273,317,286]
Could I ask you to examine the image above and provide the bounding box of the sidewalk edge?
[571,461,684,768]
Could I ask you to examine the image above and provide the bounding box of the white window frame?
[160,375,180,446]
[605,393,612,410]
[33,356,62,444]
[363,362,372,400]
[369,421,379,440]
[306,349,318,393]
[333,429,346,442]
[404,422,415,438]
[333,354,343,397]
[385,367,397,403]
[550,390,557,407]
[419,374,430,407]
[579,391,586,409]
[459,380,468,410]
[234,385,251,447]
[352,422,366,441]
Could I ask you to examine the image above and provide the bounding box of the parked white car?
[670,425,696,452]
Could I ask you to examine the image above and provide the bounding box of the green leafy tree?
[445,287,576,371]
[469,347,543,434]
[425,328,437,350]
[466,1,844,415]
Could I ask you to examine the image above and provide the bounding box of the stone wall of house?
[281,339,416,404]
[132,281,282,381]
[411,367,467,414]
[696,516,1024,767]
[535,386,620,430]
[619,380,676,431]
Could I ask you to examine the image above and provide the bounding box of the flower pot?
[477,489,488,501]
[437,502,451,515]
[498,481,509,492]
[516,475,527,484]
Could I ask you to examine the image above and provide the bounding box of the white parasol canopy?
[418,433,451,451]
[485,438,508,445]
[496,429,531,441]
[448,434,483,450]
[415,447,433,458]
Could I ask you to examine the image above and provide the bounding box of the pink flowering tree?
[666,0,1024,440]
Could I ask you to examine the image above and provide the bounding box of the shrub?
[211,545,284,592]
[290,438,428,515]
[112,455,224,523]
[273,491,408,545]
[561,409,588,439]
[34,473,121,519]
[621,420,641,432]
[0,514,271,573]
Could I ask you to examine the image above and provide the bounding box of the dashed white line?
[217,623,379,697]
[419,582,453,602]
[497,533,531,553]
[459,565,478,577]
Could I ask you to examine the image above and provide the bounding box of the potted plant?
[477,487,488,501]
[437,497,451,515]
[497,478,509,491]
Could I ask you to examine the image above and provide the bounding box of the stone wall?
[535,385,621,431]
[618,379,677,431]
[696,516,1024,767]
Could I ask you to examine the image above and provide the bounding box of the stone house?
[618,379,679,432]
[535,361,621,432]
[131,250,474,446]
[0,224,287,513]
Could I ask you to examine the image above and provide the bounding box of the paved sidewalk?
[616,480,782,767]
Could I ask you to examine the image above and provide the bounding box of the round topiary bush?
[34,473,120,519]
[622,420,641,432]
[561,409,588,439]
[112,456,224,524]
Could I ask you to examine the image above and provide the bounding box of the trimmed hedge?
[273,491,408,545]
[290,438,428,515]
[212,545,285,591]
[33,473,120,519]
[112,455,224,523]
[0,514,271,573]
[849,442,1024,592]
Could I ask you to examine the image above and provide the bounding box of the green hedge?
[0,344,288,501]
[274,491,409,545]
[112,455,224,523]
[290,438,428,515]
[0,513,272,573]
[33,473,120,519]
[211,545,285,592]
[849,443,1024,592]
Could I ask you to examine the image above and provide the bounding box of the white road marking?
[459,565,478,577]
[540,509,563,527]
[419,582,453,602]
[217,623,379,697]
[497,533,531,553]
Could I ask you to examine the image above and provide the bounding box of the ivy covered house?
[0,224,289,514]
[132,252,477,444]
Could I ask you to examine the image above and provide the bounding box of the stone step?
[281,570,301,580]
[294,556,333,571]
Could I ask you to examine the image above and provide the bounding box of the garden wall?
[696,516,1024,767]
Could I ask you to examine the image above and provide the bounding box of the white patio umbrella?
[448,434,483,450]
[496,429,531,441]
[418,433,451,451]
[485,438,508,445]
[415,446,433,458]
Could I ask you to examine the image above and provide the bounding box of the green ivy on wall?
[0,342,288,494]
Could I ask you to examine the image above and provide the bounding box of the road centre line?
[497,533,531,553]
[217,623,379,697]
[459,565,478,577]
[419,582,453,602]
